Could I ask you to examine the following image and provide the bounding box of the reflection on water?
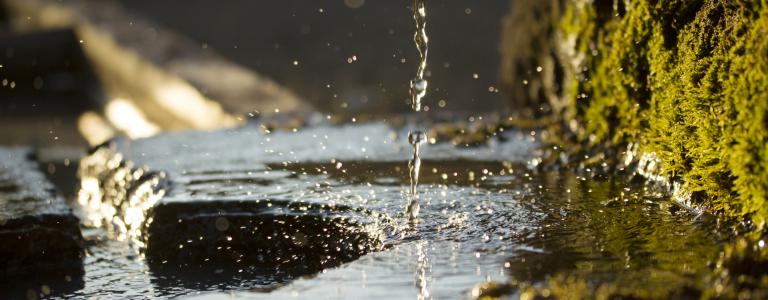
[415,240,430,300]
[498,172,722,298]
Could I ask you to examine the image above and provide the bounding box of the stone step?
[76,129,395,282]
[0,147,84,276]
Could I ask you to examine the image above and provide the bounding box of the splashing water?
[406,0,429,222]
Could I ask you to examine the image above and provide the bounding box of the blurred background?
[116,0,510,113]
[0,0,513,148]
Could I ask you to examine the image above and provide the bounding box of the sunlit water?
[5,122,724,299]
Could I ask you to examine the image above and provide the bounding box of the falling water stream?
[405,0,429,223]
[407,2,434,299]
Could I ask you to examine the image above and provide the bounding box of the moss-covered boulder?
[503,0,768,230]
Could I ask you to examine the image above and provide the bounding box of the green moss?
[560,0,768,230]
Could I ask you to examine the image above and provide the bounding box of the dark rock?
[0,148,84,276]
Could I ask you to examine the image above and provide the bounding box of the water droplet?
[411,78,428,92]
[408,131,427,145]
[215,217,229,231]
[410,78,428,111]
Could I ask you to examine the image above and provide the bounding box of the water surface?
[13,123,721,299]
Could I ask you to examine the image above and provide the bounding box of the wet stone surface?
[62,122,535,297]
[0,147,84,298]
[77,124,434,290]
[20,122,729,298]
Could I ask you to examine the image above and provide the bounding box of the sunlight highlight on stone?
[77,111,116,145]
[105,99,161,139]
[152,84,238,130]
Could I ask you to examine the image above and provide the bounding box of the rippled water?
[4,123,723,299]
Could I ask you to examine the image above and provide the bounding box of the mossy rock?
[504,0,768,231]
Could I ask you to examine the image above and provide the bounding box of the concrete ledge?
[0,148,84,276]
[4,0,304,143]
